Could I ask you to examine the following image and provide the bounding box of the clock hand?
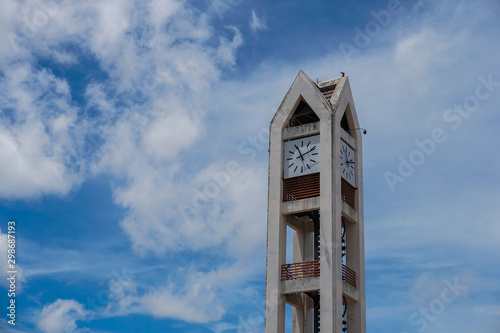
[301,146,317,157]
[294,145,305,160]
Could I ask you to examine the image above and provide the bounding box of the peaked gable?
[270,70,361,138]
[271,70,333,131]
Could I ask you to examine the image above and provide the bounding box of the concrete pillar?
[292,220,314,333]
[291,294,314,333]
[264,120,286,333]
[318,104,343,333]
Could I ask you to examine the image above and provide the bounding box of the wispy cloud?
[216,26,244,67]
[37,299,87,333]
[249,9,266,33]
[0,62,80,198]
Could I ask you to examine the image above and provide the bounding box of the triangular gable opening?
[287,100,320,128]
[341,112,351,133]
[340,103,358,138]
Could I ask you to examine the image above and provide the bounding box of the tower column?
[291,293,314,333]
[291,218,314,333]
[318,108,343,333]
[264,123,287,332]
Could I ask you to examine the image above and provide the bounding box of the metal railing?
[281,260,357,288]
[281,260,320,280]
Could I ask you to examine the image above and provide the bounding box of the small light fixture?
[348,128,367,135]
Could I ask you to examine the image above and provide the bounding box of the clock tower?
[264,71,366,333]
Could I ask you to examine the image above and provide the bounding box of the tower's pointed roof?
[271,70,352,130]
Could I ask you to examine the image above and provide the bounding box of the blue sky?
[0,0,499,332]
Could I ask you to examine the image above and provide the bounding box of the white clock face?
[340,140,356,186]
[284,135,320,179]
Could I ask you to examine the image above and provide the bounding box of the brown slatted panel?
[283,173,320,202]
[281,260,320,280]
[342,264,357,288]
[341,178,356,209]
[281,260,356,288]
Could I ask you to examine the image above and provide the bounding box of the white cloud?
[216,27,244,67]
[475,305,500,320]
[38,299,87,333]
[0,63,80,199]
[113,160,267,256]
[88,0,131,55]
[394,27,463,95]
[249,10,266,33]
[104,263,257,323]
[0,0,245,200]
[408,272,473,306]
[140,281,224,323]
[149,0,183,30]
[210,322,238,333]
[208,0,242,20]
[11,0,251,264]
[142,101,203,161]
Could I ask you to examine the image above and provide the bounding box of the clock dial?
[340,140,356,186]
[284,135,320,179]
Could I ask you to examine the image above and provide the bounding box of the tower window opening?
[341,112,351,133]
[287,100,320,127]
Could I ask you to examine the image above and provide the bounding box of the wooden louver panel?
[341,178,356,209]
[281,260,356,288]
[342,264,357,288]
[283,173,320,202]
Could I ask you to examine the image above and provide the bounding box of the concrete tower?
[264,71,366,333]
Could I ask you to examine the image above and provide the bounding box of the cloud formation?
[249,10,266,33]
[0,0,244,201]
[38,299,87,333]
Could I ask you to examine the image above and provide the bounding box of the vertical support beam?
[265,122,286,333]
[353,101,366,333]
[292,225,305,333]
[340,78,366,333]
[293,227,305,263]
[304,222,314,262]
[346,218,363,332]
[318,107,343,332]
[358,149,367,333]
[304,295,314,333]
[292,217,315,263]
[345,79,367,333]
[292,296,304,333]
[288,294,314,333]
[292,220,314,333]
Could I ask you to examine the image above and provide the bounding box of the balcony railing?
[281,260,357,288]
[281,260,320,280]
